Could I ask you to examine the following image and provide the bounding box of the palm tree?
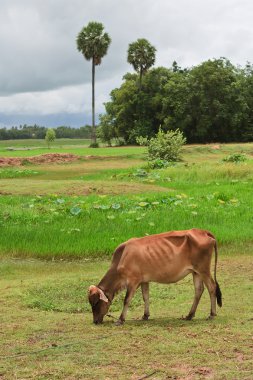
[77,22,111,145]
[127,38,156,88]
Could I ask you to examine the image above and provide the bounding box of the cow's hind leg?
[202,273,217,319]
[141,283,150,320]
[115,283,138,325]
[184,273,204,320]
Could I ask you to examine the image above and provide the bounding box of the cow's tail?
[214,240,222,307]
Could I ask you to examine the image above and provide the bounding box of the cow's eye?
[92,301,100,310]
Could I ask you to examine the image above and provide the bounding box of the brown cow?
[88,229,222,325]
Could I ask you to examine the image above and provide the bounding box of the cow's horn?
[88,285,97,294]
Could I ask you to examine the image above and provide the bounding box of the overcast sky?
[1,0,253,128]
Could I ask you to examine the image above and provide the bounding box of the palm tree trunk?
[139,67,143,90]
[92,57,96,144]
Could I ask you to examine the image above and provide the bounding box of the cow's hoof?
[181,314,194,321]
[114,319,124,326]
[206,314,216,320]
[142,314,150,321]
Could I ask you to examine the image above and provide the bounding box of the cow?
[88,229,222,325]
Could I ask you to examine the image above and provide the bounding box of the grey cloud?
[1,0,253,125]
[1,0,253,95]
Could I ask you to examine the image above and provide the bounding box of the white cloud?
[0,76,119,116]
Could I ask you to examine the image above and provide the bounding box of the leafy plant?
[148,159,170,169]
[222,153,246,163]
[136,136,149,146]
[147,128,186,163]
[133,168,148,177]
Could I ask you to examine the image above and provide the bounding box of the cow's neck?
[98,265,123,301]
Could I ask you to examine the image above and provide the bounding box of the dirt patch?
[172,364,214,379]
[0,153,139,167]
[0,153,81,167]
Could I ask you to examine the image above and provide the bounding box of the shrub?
[147,128,186,163]
[116,139,126,146]
[89,142,100,148]
[136,136,149,146]
[222,153,246,163]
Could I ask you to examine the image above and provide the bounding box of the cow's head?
[88,285,110,324]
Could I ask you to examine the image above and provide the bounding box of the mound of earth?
[0,153,80,167]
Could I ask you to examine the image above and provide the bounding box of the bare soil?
[0,153,82,166]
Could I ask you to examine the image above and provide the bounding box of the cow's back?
[116,229,215,284]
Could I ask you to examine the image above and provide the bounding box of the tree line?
[76,21,253,145]
[0,125,91,140]
[99,58,253,144]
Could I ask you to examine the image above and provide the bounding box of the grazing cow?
[88,229,222,325]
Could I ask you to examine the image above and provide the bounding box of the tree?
[76,21,111,145]
[127,38,156,88]
[237,63,253,141]
[99,58,253,144]
[98,114,116,146]
[162,58,246,143]
[100,68,172,144]
[45,128,56,148]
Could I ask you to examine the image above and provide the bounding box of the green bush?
[89,142,100,148]
[147,129,186,163]
[222,153,246,163]
[136,136,149,146]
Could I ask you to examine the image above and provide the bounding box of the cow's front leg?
[115,284,138,325]
[141,282,150,320]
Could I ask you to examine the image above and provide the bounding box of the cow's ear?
[98,288,108,303]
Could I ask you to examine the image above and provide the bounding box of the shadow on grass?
[96,315,226,329]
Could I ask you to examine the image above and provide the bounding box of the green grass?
[0,137,145,157]
[0,256,252,379]
[0,146,145,158]
[0,138,91,149]
[0,182,252,258]
[0,167,41,179]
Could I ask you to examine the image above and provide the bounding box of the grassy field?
[0,138,145,158]
[0,139,253,379]
[1,257,252,379]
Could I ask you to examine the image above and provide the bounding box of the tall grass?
[0,177,252,258]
